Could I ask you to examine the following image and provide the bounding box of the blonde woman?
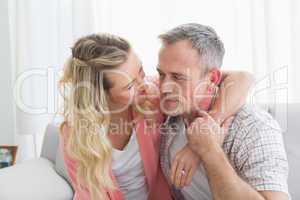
[59,33,253,200]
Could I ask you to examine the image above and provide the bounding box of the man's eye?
[159,73,165,78]
[173,75,184,81]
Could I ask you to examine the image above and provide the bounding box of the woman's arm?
[209,70,254,123]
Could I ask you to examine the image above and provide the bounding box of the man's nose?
[160,78,175,95]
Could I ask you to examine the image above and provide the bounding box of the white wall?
[0,0,15,145]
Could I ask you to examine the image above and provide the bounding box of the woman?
[59,33,253,200]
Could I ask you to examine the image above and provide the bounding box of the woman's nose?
[136,73,145,84]
[137,81,148,95]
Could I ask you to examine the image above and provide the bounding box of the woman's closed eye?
[127,83,134,90]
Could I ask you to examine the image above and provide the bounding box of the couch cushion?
[0,158,73,200]
[41,124,60,163]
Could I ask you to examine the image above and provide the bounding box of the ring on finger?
[181,169,186,176]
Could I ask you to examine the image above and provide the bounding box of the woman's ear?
[209,68,222,85]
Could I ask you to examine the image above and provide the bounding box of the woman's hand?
[209,70,254,124]
[170,144,200,188]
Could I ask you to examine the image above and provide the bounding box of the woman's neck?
[107,108,134,150]
[109,108,133,133]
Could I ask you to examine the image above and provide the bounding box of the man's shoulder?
[224,104,282,146]
[233,104,280,130]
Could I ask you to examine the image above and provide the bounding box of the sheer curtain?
[8,0,299,161]
[8,0,99,162]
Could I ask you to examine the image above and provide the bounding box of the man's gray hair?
[159,23,225,69]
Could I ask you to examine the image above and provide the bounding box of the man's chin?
[161,106,184,116]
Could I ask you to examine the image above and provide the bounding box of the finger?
[208,112,225,125]
[200,114,221,135]
[180,166,191,187]
[174,161,185,188]
[170,157,179,184]
[196,117,210,135]
[195,110,209,118]
[179,164,189,188]
[185,166,196,186]
[221,116,234,135]
[222,116,234,127]
[191,117,204,134]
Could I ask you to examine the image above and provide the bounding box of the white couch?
[0,104,299,199]
[0,123,74,200]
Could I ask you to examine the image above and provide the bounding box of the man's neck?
[183,98,213,125]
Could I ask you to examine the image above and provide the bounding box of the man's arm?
[186,113,289,200]
[201,147,288,200]
[209,70,254,121]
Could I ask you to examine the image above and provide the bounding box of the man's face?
[158,40,211,116]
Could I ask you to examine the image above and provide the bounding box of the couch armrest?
[0,158,74,200]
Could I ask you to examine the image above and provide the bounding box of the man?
[158,23,289,200]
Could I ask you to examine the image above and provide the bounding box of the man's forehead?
[159,45,201,69]
[157,60,203,77]
[157,64,192,75]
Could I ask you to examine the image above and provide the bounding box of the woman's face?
[105,50,146,113]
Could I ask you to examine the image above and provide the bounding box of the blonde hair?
[59,33,131,200]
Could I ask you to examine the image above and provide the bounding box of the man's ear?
[209,68,222,85]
